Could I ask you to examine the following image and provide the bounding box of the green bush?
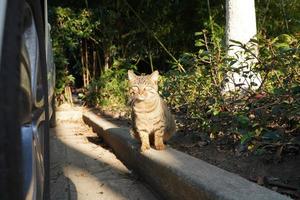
[86,59,137,113]
[82,31,299,154]
[160,32,300,151]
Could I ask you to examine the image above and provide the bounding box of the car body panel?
[47,28,55,117]
[44,0,55,117]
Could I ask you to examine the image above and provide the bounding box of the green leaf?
[229,39,243,46]
[240,132,254,145]
[195,32,203,36]
[275,43,290,49]
[213,109,220,116]
[277,34,293,44]
[195,40,205,47]
[236,115,250,128]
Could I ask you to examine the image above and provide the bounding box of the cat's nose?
[138,88,145,94]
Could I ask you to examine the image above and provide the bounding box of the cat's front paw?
[154,143,166,150]
[140,144,150,152]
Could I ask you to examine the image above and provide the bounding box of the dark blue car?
[0,0,55,199]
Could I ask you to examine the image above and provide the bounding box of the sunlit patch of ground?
[50,104,157,200]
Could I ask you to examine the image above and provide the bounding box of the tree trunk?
[64,86,73,106]
[96,50,102,76]
[93,50,96,78]
[104,50,110,71]
[81,40,87,88]
[85,39,90,86]
[223,0,261,93]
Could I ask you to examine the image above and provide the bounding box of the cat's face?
[128,70,159,101]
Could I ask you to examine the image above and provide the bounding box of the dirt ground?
[169,132,300,199]
[91,108,300,199]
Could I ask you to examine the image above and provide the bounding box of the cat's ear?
[150,70,159,83]
[128,70,137,81]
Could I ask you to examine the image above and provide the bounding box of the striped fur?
[128,70,176,152]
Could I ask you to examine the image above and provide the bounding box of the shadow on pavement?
[50,119,158,200]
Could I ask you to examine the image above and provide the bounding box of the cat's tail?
[163,115,176,141]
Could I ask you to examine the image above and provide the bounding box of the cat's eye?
[145,86,153,90]
[130,86,139,94]
[131,86,139,91]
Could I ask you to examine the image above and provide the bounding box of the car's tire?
[0,0,50,199]
[24,0,50,199]
[0,0,25,199]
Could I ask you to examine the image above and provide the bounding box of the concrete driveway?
[50,104,158,200]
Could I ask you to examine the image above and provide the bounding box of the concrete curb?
[83,110,291,200]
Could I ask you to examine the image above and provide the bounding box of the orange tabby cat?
[128,70,176,152]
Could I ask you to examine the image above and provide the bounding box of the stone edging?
[83,110,291,200]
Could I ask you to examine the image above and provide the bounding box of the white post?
[223,0,261,93]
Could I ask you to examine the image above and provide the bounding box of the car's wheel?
[25,1,50,199]
[0,0,50,199]
[0,0,25,199]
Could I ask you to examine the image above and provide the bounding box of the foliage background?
[49,0,300,152]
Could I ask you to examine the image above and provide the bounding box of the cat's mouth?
[136,96,146,101]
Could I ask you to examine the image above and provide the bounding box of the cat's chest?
[133,111,163,131]
[133,104,162,121]
[134,111,161,121]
